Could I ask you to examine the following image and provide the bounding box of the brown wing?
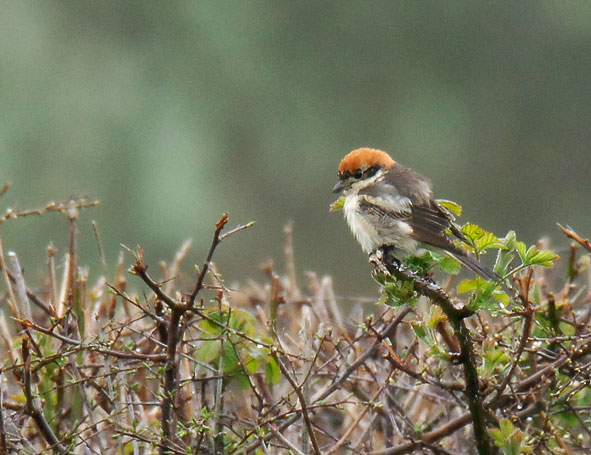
[407,203,464,253]
[359,164,466,251]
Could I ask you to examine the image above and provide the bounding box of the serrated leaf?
[461,224,502,253]
[436,199,462,216]
[484,347,510,365]
[329,197,345,212]
[462,222,484,237]
[527,249,559,268]
[381,280,418,307]
[491,419,514,442]
[476,232,503,252]
[198,318,222,337]
[228,308,258,332]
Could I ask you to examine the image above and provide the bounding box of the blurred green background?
[1,1,590,298]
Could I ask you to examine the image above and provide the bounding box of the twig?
[325,371,391,455]
[21,340,69,455]
[130,214,253,455]
[212,298,225,455]
[313,305,411,403]
[283,222,300,301]
[188,216,253,308]
[268,425,306,455]
[131,251,178,310]
[20,319,166,361]
[273,352,321,455]
[188,214,229,307]
[160,308,182,455]
[0,372,6,455]
[558,224,591,252]
[370,248,491,455]
[0,183,9,198]
[492,269,535,400]
[242,306,410,454]
[0,198,99,224]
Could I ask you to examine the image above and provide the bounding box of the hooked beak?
[332,180,346,194]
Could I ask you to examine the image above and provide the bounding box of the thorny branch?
[370,248,491,455]
[2,191,591,455]
[130,213,253,455]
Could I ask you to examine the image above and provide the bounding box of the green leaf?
[329,197,345,212]
[461,223,503,253]
[233,372,252,390]
[462,223,485,245]
[411,323,432,346]
[438,256,461,275]
[198,318,222,337]
[228,308,258,333]
[476,232,503,252]
[457,278,481,294]
[404,251,438,275]
[222,343,240,374]
[482,345,510,375]
[426,305,446,328]
[493,290,510,306]
[196,340,221,363]
[490,418,531,455]
[494,243,516,276]
[264,357,281,385]
[243,354,261,374]
[380,279,418,307]
[436,199,462,216]
[526,248,559,268]
[515,241,527,262]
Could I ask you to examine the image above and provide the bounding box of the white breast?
[343,195,380,253]
[342,194,418,256]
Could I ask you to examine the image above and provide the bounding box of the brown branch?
[160,309,182,455]
[188,213,229,307]
[273,352,322,455]
[241,305,410,454]
[325,372,391,455]
[558,224,591,252]
[370,248,491,455]
[0,372,6,455]
[130,214,253,455]
[0,198,99,225]
[21,340,69,455]
[492,269,535,400]
[0,267,53,315]
[131,250,179,310]
[19,319,166,362]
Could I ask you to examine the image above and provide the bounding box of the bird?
[332,147,499,281]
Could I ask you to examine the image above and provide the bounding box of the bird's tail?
[452,252,501,282]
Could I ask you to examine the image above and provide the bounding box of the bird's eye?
[353,170,363,179]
